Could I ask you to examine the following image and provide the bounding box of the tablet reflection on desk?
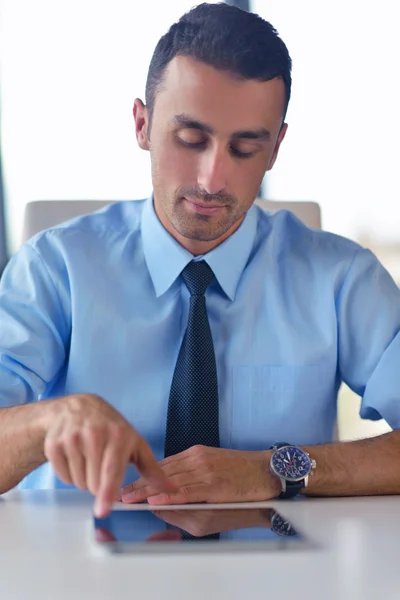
[93,507,307,553]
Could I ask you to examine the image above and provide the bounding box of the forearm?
[301,430,400,497]
[0,401,54,494]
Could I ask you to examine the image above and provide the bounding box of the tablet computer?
[93,504,314,554]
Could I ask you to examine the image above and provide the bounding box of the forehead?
[153,55,286,133]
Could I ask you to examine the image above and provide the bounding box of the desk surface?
[0,490,399,600]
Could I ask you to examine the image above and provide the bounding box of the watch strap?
[279,480,304,499]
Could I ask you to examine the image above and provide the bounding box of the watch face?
[271,446,311,481]
[271,511,299,537]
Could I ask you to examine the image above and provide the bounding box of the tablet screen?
[93,506,311,553]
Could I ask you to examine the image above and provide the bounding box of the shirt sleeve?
[337,247,400,429]
[0,241,70,407]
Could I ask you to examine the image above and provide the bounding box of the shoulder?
[255,204,363,265]
[26,199,146,256]
[252,205,384,298]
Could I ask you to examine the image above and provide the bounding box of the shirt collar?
[141,195,258,301]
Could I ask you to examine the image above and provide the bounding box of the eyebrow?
[172,113,271,141]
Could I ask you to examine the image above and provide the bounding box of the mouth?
[184,197,226,215]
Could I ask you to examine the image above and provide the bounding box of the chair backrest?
[255,198,321,229]
[21,198,321,244]
[22,200,112,244]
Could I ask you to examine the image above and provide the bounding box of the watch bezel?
[270,445,312,483]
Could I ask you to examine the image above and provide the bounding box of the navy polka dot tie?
[165,260,220,458]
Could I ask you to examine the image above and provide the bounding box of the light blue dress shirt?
[1,197,400,490]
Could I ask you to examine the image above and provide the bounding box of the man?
[1,3,400,520]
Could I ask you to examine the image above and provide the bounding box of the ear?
[266,122,288,172]
[133,98,150,151]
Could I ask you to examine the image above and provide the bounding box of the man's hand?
[43,394,176,517]
[120,445,281,505]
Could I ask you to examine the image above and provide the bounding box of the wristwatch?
[269,442,316,499]
[270,510,299,537]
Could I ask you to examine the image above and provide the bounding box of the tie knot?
[181,261,214,297]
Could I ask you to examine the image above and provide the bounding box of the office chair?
[22,198,321,243]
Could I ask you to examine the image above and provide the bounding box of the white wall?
[254,0,400,243]
[0,0,218,252]
[2,1,399,251]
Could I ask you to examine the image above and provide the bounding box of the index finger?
[132,439,179,495]
[94,441,127,518]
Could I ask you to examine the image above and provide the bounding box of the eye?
[230,146,254,159]
[229,143,256,159]
[177,129,207,148]
[179,140,207,150]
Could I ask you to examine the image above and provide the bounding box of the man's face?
[134,56,287,253]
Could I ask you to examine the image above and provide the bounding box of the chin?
[176,227,220,243]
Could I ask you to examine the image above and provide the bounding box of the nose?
[197,145,230,195]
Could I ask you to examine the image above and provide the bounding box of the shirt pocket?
[230,364,333,449]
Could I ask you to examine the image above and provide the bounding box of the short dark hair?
[145,2,292,127]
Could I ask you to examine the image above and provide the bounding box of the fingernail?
[147,495,164,505]
[94,500,104,518]
[121,492,137,503]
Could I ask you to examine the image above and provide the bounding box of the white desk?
[0,490,399,600]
